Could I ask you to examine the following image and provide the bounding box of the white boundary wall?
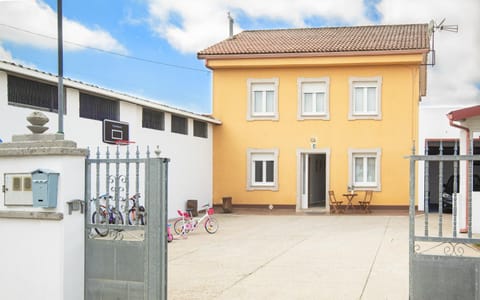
[0,62,219,218]
[0,151,86,300]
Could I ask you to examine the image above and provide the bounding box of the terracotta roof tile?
[198,24,429,57]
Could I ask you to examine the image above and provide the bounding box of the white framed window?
[247,149,279,190]
[348,148,381,190]
[247,78,279,120]
[349,77,382,120]
[298,77,329,120]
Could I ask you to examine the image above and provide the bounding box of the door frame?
[296,148,330,211]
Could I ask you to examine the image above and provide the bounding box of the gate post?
[408,146,416,299]
[145,157,169,300]
[0,113,88,300]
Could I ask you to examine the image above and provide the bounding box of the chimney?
[228,12,234,38]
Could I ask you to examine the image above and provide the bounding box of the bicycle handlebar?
[91,194,133,202]
[130,193,141,200]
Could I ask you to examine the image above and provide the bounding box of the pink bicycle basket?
[207,208,214,215]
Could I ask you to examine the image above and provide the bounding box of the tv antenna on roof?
[426,18,458,66]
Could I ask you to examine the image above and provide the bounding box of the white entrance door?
[301,153,309,209]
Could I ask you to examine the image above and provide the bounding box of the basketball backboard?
[103,119,129,144]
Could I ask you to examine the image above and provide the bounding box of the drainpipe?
[448,116,470,233]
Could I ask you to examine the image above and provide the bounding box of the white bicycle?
[173,204,219,236]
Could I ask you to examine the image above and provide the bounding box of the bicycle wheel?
[92,211,109,237]
[112,210,124,225]
[139,206,146,225]
[204,217,218,234]
[167,225,173,243]
[173,218,187,235]
[128,208,146,225]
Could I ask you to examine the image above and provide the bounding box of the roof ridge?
[198,23,430,57]
[240,23,428,33]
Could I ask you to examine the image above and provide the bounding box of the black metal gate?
[84,146,168,299]
[408,146,480,299]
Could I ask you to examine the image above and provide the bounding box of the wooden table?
[343,193,357,211]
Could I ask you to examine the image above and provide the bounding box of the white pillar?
[0,119,87,300]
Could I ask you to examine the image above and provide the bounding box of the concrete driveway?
[167,212,409,300]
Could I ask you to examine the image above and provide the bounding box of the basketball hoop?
[103,119,129,144]
[114,140,136,146]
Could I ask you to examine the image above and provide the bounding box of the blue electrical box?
[31,169,59,208]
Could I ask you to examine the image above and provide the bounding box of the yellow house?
[198,24,429,211]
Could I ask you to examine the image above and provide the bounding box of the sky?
[0,0,478,114]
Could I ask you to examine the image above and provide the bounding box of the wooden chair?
[358,191,373,213]
[328,190,344,214]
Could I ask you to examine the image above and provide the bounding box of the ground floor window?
[349,148,381,190]
[247,149,278,190]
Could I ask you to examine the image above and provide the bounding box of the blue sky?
[0,0,478,113]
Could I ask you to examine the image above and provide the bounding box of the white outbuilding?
[0,60,221,218]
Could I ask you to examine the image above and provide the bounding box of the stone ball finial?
[154,145,162,157]
[26,111,49,134]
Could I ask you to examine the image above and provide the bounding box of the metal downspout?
[448,117,470,233]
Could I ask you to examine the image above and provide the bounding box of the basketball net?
[114,140,136,146]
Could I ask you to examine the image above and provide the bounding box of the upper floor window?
[171,115,188,135]
[247,78,279,120]
[79,93,119,121]
[247,149,279,191]
[349,77,382,120]
[193,120,208,138]
[298,78,329,120]
[349,148,381,190]
[8,74,65,113]
[142,108,164,131]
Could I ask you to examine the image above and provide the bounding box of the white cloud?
[378,0,480,105]
[233,0,367,26]
[0,42,37,68]
[0,0,127,54]
[147,0,233,53]
[146,0,369,53]
[0,43,13,61]
[146,0,479,106]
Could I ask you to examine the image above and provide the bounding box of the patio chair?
[358,190,373,213]
[328,190,344,214]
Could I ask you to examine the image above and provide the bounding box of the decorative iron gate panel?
[85,147,168,300]
[409,146,480,300]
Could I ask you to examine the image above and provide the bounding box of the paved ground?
[168,211,410,300]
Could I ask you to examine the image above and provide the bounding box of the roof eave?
[0,60,222,125]
[197,48,430,61]
[447,105,480,122]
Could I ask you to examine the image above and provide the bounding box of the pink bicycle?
[167,223,173,243]
[173,204,218,235]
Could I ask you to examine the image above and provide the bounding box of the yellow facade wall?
[211,56,421,207]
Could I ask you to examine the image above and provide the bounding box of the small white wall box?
[3,173,33,205]
[31,169,59,208]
